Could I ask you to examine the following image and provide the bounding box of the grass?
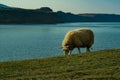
[0,49,120,80]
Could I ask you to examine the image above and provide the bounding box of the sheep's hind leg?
[78,48,81,54]
[86,47,90,52]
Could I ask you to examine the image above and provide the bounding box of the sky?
[0,0,120,14]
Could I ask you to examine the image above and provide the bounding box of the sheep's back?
[62,28,94,48]
[74,28,94,47]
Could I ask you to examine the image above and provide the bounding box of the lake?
[0,22,120,62]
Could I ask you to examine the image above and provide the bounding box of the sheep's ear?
[66,45,69,48]
[66,45,71,49]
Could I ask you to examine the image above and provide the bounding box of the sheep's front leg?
[69,50,72,55]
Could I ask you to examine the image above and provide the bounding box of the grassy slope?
[0,49,120,80]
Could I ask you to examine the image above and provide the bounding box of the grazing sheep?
[62,28,94,55]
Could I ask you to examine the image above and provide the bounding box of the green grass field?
[0,49,120,80]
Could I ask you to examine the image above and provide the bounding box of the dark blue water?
[0,22,120,62]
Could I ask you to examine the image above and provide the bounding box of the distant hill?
[78,13,120,22]
[56,11,120,22]
[0,6,59,24]
[0,4,120,24]
[0,4,10,8]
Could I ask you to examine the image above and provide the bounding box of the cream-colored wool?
[62,28,94,55]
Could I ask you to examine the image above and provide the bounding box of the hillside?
[56,11,120,22]
[0,7,59,24]
[0,49,120,80]
[0,4,10,8]
[0,4,120,24]
[79,13,120,22]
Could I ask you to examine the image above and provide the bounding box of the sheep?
[62,28,94,55]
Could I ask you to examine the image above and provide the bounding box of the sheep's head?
[62,43,70,55]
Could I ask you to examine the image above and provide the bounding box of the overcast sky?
[0,0,120,14]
